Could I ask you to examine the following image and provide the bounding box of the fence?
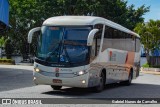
[149,56,160,66]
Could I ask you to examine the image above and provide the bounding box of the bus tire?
[51,85,62,90]
[93,72,105,93]
[123,70,133,86]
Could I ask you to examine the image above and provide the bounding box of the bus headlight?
[76,70,87,76]
[82,80,86,84]
[78,71,85,75]
[34,68,40,72]
[74,70,87,76]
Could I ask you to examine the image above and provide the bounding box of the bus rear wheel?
[122,70,133,86]
[94,72,105,93]
[51,85,62,90]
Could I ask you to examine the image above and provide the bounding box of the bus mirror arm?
[87,29,99,46]
[28,27,41,44]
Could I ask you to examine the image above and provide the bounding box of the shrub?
[142,63,150,68]
[142,63,160,68]
[0,58,15,64]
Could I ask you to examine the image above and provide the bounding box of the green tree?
[8,0,149,59]
[0,37,6,48]
[0,36,7,58]
[134,20,160,64]
[5,39,14,59]
[124,4,150,30]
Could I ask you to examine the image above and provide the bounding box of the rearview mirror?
[28,27,41,44]
[87,29,99,46]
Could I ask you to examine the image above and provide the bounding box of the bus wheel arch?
[101,68,106,85]
[93,68,106,92]
[129,68,133,79]
[125,68,133,86]
[131,67,133,77]
[120,68,133,86]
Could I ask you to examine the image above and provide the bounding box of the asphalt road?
[0,68,34,92]
[0,66,160,106]
[0,66,160,98]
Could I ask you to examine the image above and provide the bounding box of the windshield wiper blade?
[63,45,72,66]
[45,42,61,61]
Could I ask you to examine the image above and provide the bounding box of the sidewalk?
[140,71,160,75]
[140,67,160,75]
[0,65,33,71]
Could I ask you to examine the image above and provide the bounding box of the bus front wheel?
[51,85,62,90]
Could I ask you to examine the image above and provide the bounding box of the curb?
[140,71,160,75]
[141,67,160,72]
[0,65,33,71]
[16,63,33,66]
[140,67,160,75]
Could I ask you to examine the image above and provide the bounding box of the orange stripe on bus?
[125,52,135,66]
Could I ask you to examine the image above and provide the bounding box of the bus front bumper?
[33,72,90,88]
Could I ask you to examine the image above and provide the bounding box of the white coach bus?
[28,16,141,92]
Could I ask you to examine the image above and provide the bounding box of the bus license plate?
[53,79,62,83]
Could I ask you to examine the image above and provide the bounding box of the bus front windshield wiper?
[45,41,72,66]
[62,45,72,65]
[45,42,61,61]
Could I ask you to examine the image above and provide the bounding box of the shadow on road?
[42,82,160,98]
[42,83,124,96]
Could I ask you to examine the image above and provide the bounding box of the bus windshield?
[37,26,91,66]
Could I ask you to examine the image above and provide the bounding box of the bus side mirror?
[28,27,41,44]
[87,29,99,46]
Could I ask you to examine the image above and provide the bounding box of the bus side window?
[136,37,141,52]
[90,24,103,61]
[94,24,103,56]
[125,34,135,52]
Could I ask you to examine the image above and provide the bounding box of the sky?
[127,0,160,22]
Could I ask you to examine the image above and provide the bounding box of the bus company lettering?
[60,69,72,72]
[55,68,59,72]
